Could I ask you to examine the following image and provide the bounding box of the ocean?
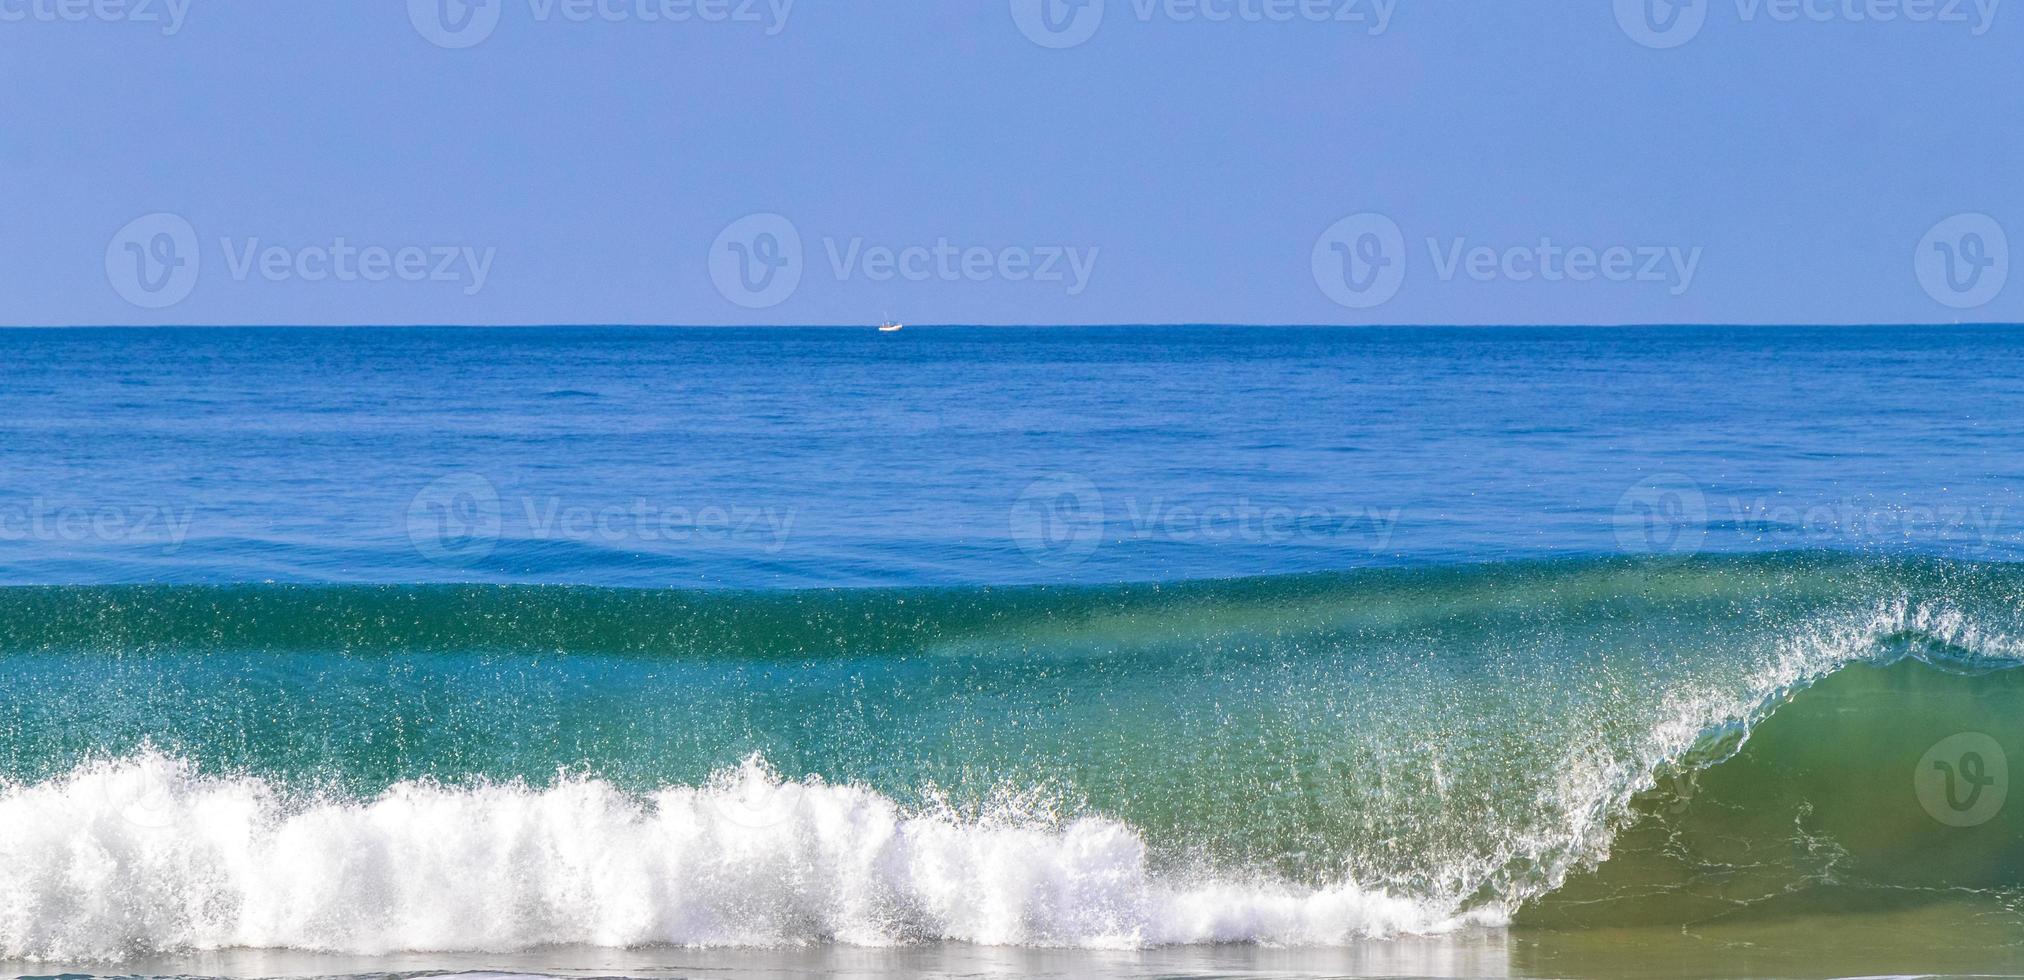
[2,325,2022,979]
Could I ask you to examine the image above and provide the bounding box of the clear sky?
[2,0,2018,325]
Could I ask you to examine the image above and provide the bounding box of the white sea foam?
[0,753,1491,962]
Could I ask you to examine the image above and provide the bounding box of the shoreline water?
[11,909,2020,980]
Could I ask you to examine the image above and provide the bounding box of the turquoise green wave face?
[2,552,2022,924]
[1526,656,2024,927]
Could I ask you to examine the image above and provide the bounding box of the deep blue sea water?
[5,326,2024,976]
[1,325,2019,586]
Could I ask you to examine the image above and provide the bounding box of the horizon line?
[3,322,2021,331]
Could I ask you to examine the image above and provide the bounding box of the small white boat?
[878,317,904,333]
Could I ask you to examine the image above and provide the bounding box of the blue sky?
[1,0,2018,325]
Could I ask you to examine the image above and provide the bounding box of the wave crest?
[0,753,1485,962]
